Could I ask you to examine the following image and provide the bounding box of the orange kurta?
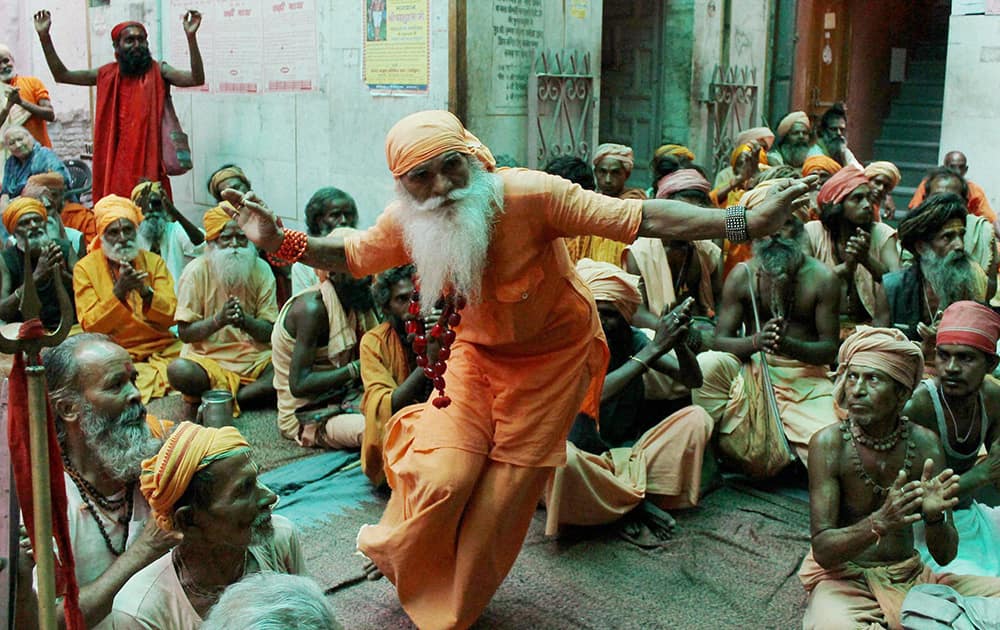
[359,321,414,485]
[910,178,997,225]
[349,168,643,629]
[8,76,52,147]
[73,248,180,402]
[564,187,645,266]
[60,203,98,246]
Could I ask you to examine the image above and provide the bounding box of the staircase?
[871,43,948,216]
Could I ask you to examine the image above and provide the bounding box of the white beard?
[396,161,503,314]
[207,244,259,293]
[104,239,140,264]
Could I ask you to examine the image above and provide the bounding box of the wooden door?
[807,1,851,119]
[599,0,662,191]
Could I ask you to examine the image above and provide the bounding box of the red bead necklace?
[405,290,466,408]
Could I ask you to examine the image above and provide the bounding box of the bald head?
[944,151,968,178]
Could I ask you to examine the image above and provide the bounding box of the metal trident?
[0,245,73,630]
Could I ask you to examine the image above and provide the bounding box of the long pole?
[25,365,56,630]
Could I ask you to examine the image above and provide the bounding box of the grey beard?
[139,214,168,247]
[396,160,503,315]
[105,240,140,264]
[753,237,804,317]
[17,232,51,253]
[0,69,14,82]
[207,244,259,293]
[79,400,159,483]
[921,249,987,307]
[781,142,811,167]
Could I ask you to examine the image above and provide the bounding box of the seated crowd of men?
[5,47,1000,627]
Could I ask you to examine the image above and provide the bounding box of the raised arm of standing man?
[161,10,204,87]
[33,10,98,86]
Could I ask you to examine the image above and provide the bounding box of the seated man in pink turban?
[109,422,303,628]
[73,195,181,402]
[804,166,901,335]
[543,261,713,544]
[224,109,813,629]
[905,301,1000,576]
[800,326,1000,629]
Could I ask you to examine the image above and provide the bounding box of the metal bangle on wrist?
[725,204,750,243]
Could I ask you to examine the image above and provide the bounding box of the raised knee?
[167,359,209,395]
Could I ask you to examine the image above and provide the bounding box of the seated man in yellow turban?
[109,422,304,627]
[73,194,181,402]
[800,326,1000,629]
[25,170,97,247]
[0,196,76,330]
[131,180,205,286]
[272,226,380,448]
[168,207,277,422]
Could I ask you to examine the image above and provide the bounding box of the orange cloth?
[91,194,144,252]
[730,143,754,168]
[802,155,842,178]
[139,422,250,531]
[625,237,720,318]
[73,248,180,401]
[351,168,643,627]
[60,202,98,246]
[208,166,250,199]
[832,326,924,420]
[565,188,644,266]
[721,182,780,279]
[359,321,413,485]
[384,110,496,177]
[575,258,641,321]
[201,205,232,241]
[799,550,1000,630]
[2,196,47,234]
[653,144,696,162]
[93,61,169,200]
[909,178,997,225]
[129,181,163,203]
[544,406,714,535]
[8,76,52,147]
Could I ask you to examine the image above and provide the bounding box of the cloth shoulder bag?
[162,83,192,175]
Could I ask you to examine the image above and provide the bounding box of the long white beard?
[208,244,260,293]
[139,214,168,247]
[80,400,159,483]
[104,239,140,264]
[396,162,503,314]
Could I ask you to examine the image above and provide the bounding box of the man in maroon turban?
[33,9,205,199]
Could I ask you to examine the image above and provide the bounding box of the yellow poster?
[364,0,430,93]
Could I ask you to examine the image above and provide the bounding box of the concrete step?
[892,186,919,216]
[907,59,947,81]
[872,139,941,164]
[894,161,936,188]
[899,80,945,101]
[878,119,942,143]
[889,99,943,121]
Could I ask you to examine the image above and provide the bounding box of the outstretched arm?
[33,10,97,86]
[161,11,205,87]
[638,176,817,242]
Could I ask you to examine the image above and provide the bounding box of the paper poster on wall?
[489,0,544,114]
[363,0,430,94]
[264,0,319,91]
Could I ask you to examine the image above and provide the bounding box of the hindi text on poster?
[489,0,544,114]
[364,0,430,94]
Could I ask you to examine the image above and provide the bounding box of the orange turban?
[91,194,144,252]
[777,111,811,138]
[208,166,251,199]
[736,127,775,151]
[832,326,923,419]
[864,161,901,188]
[801,155,842,178]
[385,110,496,178]
[576,258,641,323]
[2,197,48,235]
[653,144,696,162]
[937,301,1000,356]
[140,422,251,531]
[203,204,235,241]
[26,171,66,190]
[592,143,635,173]
[816,165,870,207]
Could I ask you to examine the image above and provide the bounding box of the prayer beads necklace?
[405,288,465,409]
[63,455,134,556]
[841,417,913,497]
[938,385,978,444]
[848,418,907,452]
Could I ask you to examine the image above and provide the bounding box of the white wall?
[939,14,1000,209]
[3,0,453,229]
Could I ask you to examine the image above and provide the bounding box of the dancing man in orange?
[224,110,813,629]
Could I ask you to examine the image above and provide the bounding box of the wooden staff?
[0,245,74,630]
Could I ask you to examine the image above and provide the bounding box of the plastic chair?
[62,158,92,198]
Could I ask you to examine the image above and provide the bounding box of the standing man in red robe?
[33,9,204,200]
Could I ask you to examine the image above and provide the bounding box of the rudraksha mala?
[405,290,466,408]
